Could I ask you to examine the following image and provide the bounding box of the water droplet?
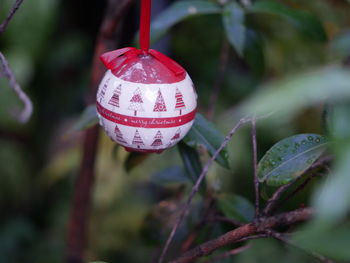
[188,6,198,14]
[277,157,283,161]
[270,160,276,166]
[308,136,314,141]
[301,140,307,145]
[315,138,320,143]
[295,143,300,148]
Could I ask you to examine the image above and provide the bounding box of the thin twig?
[207,39,230,120]
[263,156,331,216]
[279,174,317,206]
[158,117,252,263]
[251,117,260,218]
[169,208,314,263]
[0,0,32,123]
[200,245,250,263]
[181,198,215,252]
[235,233,270,243]
[263,180,296,216]
[0,0,24,33]
[268,230,334,263]
[0,52,33,123]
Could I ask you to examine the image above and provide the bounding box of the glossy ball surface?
[96,52,197,153]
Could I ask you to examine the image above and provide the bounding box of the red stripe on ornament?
[96,102,196,128]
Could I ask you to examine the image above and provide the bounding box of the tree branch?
[263,179,296,216]
[0,0,24,33]
[169,208,314,263]
[251,117,260,218]
[0,0,32,123]
[263,156,331,216]
[158,117,252,263]
[65,1,134,263]
[0,52,33,123]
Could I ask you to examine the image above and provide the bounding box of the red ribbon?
[140,0,151,52]
[99,0,185,77]
[100,47,185,76]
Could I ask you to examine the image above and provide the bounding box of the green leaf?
[325,102,350,142]
[241,66,350,120]
[70,104,98,132]
[183,113,230,169]
[222,2,246,56]
[248,0,327,42]
[329,30,350,59]
[152,166,190,185]
[258,134,327,186]
[294,223,350,261]
[150,0,221,43]
[124,152,151,172]
[312,144,350,222]
[178,142,201,180]
[216,194,254,222]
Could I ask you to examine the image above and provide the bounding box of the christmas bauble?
[96,47,197,153]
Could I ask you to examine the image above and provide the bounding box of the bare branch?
[251,117,260,218]
[201,245,250,263]
[263,156,331,216]
[181,198,215,252]
[0,0,32,123]
[263,179,296,216]
[158,117,252,263]
[235,233,269,242]
[0,0,24,34]
[278,173,322,207]
[169,208,314,263]
[0,52,33,123]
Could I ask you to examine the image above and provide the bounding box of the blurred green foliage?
[1,0,350,262]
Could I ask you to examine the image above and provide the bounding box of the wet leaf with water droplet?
[258,134,328,186]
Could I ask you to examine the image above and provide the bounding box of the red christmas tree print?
[132,129,144,148]
[98,77,110,102]
[175,88,186,115]
[167,128,181,147]
[108,84,121,107]
[153,89,167,113]
[114,125,127,144]
[128,88,144,116]
[171,128,181,141]
[151,130,163,147]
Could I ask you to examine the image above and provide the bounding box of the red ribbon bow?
[100,47,185,76]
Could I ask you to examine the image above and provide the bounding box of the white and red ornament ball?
[96,47,197,153]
